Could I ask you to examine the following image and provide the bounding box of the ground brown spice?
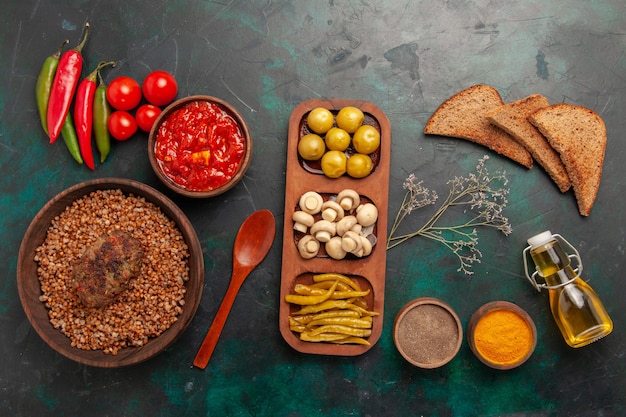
[395,304,459,365]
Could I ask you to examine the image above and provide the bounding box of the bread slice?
[486,94,571,192]
[424,85,533,168]
[529,104,607,216]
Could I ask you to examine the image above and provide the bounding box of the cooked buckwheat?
[34,189,190,355]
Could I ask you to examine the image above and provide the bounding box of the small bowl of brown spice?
[393,297,463,369]
[17,178,204,367]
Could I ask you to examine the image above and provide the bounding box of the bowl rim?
[147,95,252,198]
[466,300,537,370]
[392,297,463,369]
[17,177,204,367]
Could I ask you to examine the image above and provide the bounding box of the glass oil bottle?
[523,231,613,348]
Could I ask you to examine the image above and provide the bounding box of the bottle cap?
[527,230,553,248]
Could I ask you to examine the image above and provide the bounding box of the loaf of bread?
[529,104,607,216]
[424,85,533,168]
[486,94,571,192]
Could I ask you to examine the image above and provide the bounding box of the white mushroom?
[351,223,363,235]
[299,191,323,214]
[356,203,378,227]
[341,230,363,254]
[297,235,320,259]
[310,220,336,243]
[336,189,360,211]
[325,236,347,260]
[354,235,373,257]
[336,215,358,236]
[292,210,315,233]
[321,200,345,222]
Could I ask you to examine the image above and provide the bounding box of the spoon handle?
[193,268,250,369]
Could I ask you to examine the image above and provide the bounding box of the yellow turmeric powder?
[473,309,533,366]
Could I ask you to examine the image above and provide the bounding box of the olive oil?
[525,231,613,348]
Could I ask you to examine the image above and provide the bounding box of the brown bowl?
[467,301,537,370]
[17,178,204,367]
[148,95,252,198]
[393,297,463,368]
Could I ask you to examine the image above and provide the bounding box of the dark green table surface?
[2,1,624,416]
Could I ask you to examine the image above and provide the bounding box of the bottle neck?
[543,266,578,287]
[530,239,569,268]
[530,240,579,288]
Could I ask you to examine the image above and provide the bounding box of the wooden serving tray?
[279,98,391,355]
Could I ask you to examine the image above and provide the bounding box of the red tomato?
[106,76,142,111]
[135,104,162,132]
[108,111,138,140]
[142,71,178,106]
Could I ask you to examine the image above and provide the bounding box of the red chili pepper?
[46,22,90,143]
[74,61,115,170]
[35,39,69,136]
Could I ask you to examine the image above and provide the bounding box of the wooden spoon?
[193,209,276,369]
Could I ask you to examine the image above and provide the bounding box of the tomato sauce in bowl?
[149,96,251,197]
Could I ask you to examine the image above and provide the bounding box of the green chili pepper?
[329,336,370,345]
[93,71,112,163]
[293,284,371,299]
[313,273,363,291]
[35,40,69,135]
[61,113,83,164]
[299,332,350,343]
[309,324,372,338]
[284,281,338,305]
[306,316,372,329]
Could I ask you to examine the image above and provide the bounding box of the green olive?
[352,125,380,155]
[346,153,373,178]
[325,127,351,151]
[336,106,364,134]
[307,107,334,134]
[320,150,347,178]
[298,134,326,160]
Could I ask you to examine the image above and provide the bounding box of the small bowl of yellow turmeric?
[467,301,537,370]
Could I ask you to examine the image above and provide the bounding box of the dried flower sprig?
[386,155,512,275]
